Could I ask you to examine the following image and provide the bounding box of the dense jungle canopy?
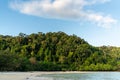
[0,32,120,71]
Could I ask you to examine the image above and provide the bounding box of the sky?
[0,0,120,46]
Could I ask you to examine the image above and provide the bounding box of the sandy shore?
[0,71,105,80]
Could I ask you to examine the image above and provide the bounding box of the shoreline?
[0,71,119,80]
[0,71,119,74]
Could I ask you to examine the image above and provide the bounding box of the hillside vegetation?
[0,32,120,71]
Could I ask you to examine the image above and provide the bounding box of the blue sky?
[0,0,120,46]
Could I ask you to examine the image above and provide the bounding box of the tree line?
[0,31,120,71]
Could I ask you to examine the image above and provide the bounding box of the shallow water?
[0,72,120,80]
[38,72,120,80]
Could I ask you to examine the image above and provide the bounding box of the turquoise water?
[38,72,120,80]
[0,72,120,80]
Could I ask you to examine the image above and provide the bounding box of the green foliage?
[0,51,18,71]
[0,32,119,71]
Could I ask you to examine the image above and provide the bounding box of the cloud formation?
[10,0,117,28]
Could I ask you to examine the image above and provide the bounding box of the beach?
[0,71,118,80]
[0,71,94,80]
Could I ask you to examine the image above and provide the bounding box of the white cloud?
[10,0,117,28]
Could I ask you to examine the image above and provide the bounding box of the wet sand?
[0,71,97,80]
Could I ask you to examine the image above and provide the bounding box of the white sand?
[0,71,94,80]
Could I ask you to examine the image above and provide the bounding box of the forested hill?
[0,32,120,71]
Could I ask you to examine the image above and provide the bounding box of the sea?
[0,72,120,80]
